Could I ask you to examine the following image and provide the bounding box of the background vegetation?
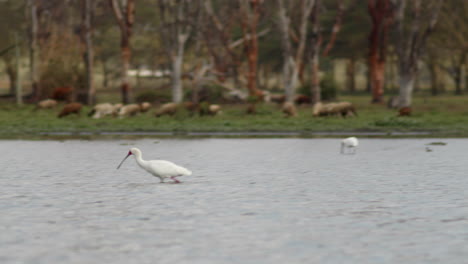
[0,0,467,137]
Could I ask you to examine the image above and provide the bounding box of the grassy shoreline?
[1,95,468,139]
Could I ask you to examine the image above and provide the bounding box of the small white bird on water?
[341,137,358,154]
[117,147,192,183]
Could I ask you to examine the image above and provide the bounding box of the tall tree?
[81,0,95,105]
[14,33,22,105]
[159,0,200,103]
[93,1,120,91]
[0,1,24,99]
[109,0,135,104]
[28,0,40,102]
[277,0,315,103]
[393,0,442,111]
[309,0,345,104]
[1,49,17,96]
[238,0,263,98]
[328,2,370,93]
[201,0,240,84]
[368,0,393,103]
[309,0,322,104]
[435,0,468,95]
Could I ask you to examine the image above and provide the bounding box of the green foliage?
[297,73,337,101]
[135,90,171,103]
[320,74,338,101]
[197,101,214,116]
[185,84,225,103]
[0,1,465,105]
[247,95,260,103]
[135,91,157,103]
[0,1,24,49]
[297,84,310,97]
[39,60,86,98]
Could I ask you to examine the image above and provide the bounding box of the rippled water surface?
[1,138,467,264]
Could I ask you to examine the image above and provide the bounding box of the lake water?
[1,138,467,264]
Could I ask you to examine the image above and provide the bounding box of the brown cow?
[58,103,82,118]
[51,87,73,102]
[398,107,411,116]
[295,94,311,105]
[270,94,286,104]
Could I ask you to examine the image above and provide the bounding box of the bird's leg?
[170,176,181,184]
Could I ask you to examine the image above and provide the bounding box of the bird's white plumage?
[341,137,358,154]
[143,160,192,178]
[117,147,191,183]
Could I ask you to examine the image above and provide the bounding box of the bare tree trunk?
[398,71,415,107]
[82,0,95,105]
[239,0,262,98]
[171,35,188,103]
[121,42,131,103]
[394,0,442,110]
[310,0,322,105]
[461,63,467,94]
[322,0,345,57]
[190,62,211,104]
[283,58,295,102]
[429,62,439,96]
[454,52,467,95]
[101,59,109,89]
[171,59,183,103]
[28,0,40,102]
[15,33,22,105]
[246,30,258,98]
[278,0,315,103]
[83,0,96,105]
[160,0,199,103]
[202,1,242,85]
[388,54,398,93]
[110,0,135,104]
[310,48,321,104]
[277,0,293,102]
[347,57,356,93]
[369,58,385,102]
[368,0,393,104]
[135,64,141,89]
[293,0,315,100]
[5,58,17,95]
[366,67,371,93]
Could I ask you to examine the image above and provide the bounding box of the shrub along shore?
[1,96,468,139]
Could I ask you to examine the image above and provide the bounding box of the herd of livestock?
[35,97,357,119]
[33,86,358,118]
[36,99,222,118]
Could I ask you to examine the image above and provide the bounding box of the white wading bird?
[341,137,358,154]
[117,147,192,183]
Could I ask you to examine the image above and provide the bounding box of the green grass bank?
[1,95,468,139]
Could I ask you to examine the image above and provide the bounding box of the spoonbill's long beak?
[117,151,132,169]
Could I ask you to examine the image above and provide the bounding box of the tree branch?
[229,28,270,49]
[323,0,345,56]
